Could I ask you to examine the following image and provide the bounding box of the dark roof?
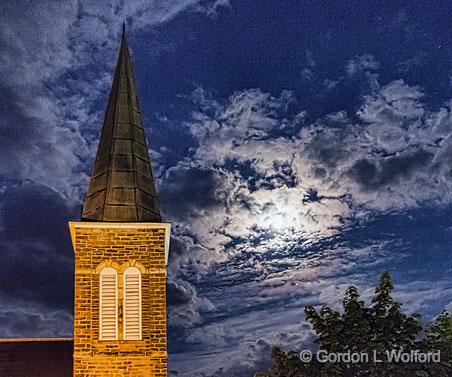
[0,338,73,377]
[81,28,161,222]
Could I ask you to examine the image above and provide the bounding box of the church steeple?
[82,27,161,222]
[71,25,169,377]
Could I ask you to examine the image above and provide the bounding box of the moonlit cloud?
[162,79,452,262]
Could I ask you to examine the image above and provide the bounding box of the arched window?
[99,267,118,340]
[123,267,142,340]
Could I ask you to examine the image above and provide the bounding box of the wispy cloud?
[0,0,226,200]
[346,54,380,76]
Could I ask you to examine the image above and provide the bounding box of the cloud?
[0,0,224,199]
[170,310,311,377]
[348,149,434,191]
[193,0,231,17]
[160,164,222,221]
[322,78,339,90]
[185,324,228,347]
[166,234,219,328]
[0,1,87,200]
[164,80,452,264]
[302,68,314,81]
[358,79,425,126]
[0,308,72,338]
[168,284,320,376]
[160,79,452,356]
[0,182,77,309]
[0,181,77,337]
[391,280,452,317]
[346,54,380,76]
[167,278,215,327]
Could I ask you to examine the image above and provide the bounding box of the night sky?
[1,1,452,376]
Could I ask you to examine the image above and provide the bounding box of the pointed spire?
[81,28,161,222]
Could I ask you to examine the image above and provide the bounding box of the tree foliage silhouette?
[255,272,452,377]
[426,311,452,366]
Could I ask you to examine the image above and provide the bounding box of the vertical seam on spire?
[101,40,123,221]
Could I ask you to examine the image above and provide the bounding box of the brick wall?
[70,223,169,377]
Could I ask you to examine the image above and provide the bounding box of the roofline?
[0,338,73,343]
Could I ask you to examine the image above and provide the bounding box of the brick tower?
[69,25,170,376]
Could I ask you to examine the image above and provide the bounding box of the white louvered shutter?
[124,267,142,340]
[100,267,117,340]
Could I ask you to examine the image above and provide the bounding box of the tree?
[305,272,423,376]
[367,272,421,356]
[305,286,372,355]
[255,273,452,377]
[426,311,452,366]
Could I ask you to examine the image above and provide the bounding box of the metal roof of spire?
[81,26,161,222]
